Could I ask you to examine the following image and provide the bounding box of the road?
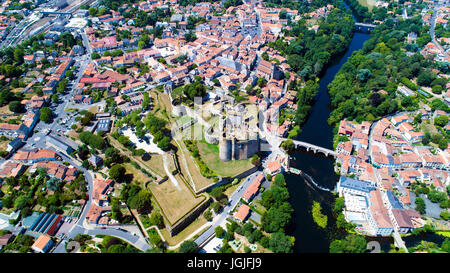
[429,4,449,58]
[194,171,262,248]
[9,29,152,252]
[51,152,151,253]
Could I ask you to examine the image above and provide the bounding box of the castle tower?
[219,116,231,161]
[219,133,231,161]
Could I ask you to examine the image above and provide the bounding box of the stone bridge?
[355,22,377,31]
[280,138,337,158]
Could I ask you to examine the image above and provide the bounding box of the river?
[286,31,371,253]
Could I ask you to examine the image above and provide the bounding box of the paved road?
[430,4,449,58]
[194,171,262,248]
[51,152,151,253]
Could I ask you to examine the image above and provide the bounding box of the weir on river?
[287,167,334,193]
[299,171,335,193]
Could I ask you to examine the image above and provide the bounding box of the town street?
[194,171,263,248]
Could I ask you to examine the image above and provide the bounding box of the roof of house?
[31,234,52,252]
[234,204,250,222]
[338,176,374,193]
[242,173,264,201]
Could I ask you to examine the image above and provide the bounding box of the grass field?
[357,0,376,10]
[233,234,272,253]
[139,153,171,178]
[0,105,12,115]
[174,138,214,191]
[0,138,11,151]
[197,141,254,177]
[159,217,209,247]
[123,163,151,186]
[148,173,206,224]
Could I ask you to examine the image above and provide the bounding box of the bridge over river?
[279,138,337,158]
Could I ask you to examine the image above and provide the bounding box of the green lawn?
[197,141,254,178]
[357,0,376,10]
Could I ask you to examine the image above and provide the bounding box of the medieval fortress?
[171,93,261,162]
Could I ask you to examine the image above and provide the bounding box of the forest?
[266,6,354,137]
[327,16,449,127]
[268,7,354,81]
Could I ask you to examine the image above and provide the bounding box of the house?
[390,209,422,233]
[31,234,54,253]
[242,173,264,202]
[0,234,14,249]
[7,137,24,153]
[265,160,283,176]
[13,149,58,163]
[234,204,250,223]
[367,189,393,236]
[88,154,103,168]
[0,162,26,178]
[336,176,375,197]
[96,118,111,133]
[336,141,352,155]
[46,135,75,155]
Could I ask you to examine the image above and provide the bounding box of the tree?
[250,154,261,166]
[88,7,97,17]
[268,232,294,253]
[214,226,225,238]
[357,69,371,82]
[148,212,164,228]
[203,209,212,221]
[8,101,22,113]
[441,238,450,252]
[91,52,100,59]
[417,70,436,87]
[157,136,171,151]
[210,187,225,200]
[105,147,121,164]
[138,35,151,49]
[439,139,448,150]
[14,195,30,210]
[211,202,222,213]
[60,32,76,48]
[81,111,95,126]
[440,210,450,221]
[149,232,164,249]
[2,195,13,208]
[333,196,345,213]
[179,240,197,253]
[311,201,327,228]
[401,96,414,108]
[329,234,367,253]
[415,197,426,214]
[109,164,126,182]
[13,48,24,64]
[128,189,152,214]
[142,92,150,110]
[40,107,52,123]
[184,31,197,42]
[261,203,293,233]
[432,85,443,94]
[434,115,449,127]
[107,244,126,253]
[52,94,59,103]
